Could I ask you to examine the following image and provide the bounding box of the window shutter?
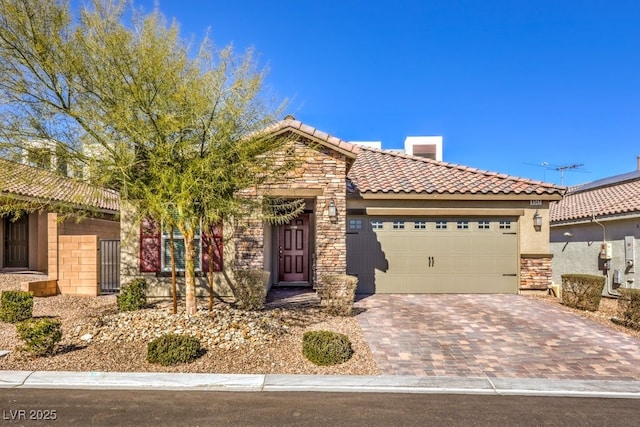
[140,217,161,272]
[202,223,223,272]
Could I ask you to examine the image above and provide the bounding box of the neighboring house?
[121,117,565,297]
[0,158,120,296]
[550,158,640,295]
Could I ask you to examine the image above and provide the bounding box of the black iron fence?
[100,239,120,294]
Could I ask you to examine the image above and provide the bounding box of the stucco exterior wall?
[119,203,234,298]
[551,216,640,291]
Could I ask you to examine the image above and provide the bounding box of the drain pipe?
[592,214,620,297]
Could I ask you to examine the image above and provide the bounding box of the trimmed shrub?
[316,274,358,316]
[147,334,202,366]
[0,290,34,323]
[117,278,147,312]
[616,288,640,330]
[16,318,62,357]
[561,274,605,311]
[231,269,269,311]
[302,330,353,366]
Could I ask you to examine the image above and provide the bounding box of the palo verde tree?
[0,0,302,314]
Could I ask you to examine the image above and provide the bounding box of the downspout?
[592,213,620,297]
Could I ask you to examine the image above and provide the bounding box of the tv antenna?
[524,162,588,185]
[554,164,584,185]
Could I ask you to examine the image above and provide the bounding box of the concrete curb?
[2,371,640,398]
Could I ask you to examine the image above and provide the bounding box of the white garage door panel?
[347,217,518,294]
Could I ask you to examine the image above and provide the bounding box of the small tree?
[0,0,301,314]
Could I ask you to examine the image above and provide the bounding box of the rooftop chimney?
[637,155,640,171]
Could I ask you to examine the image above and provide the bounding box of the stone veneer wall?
[234,139,347,282]
[520,255,553,291]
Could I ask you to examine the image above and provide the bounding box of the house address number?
[530,200,542,206]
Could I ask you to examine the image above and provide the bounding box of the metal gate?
[100,239,120,294]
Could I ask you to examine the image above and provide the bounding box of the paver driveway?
[355,294,640,380]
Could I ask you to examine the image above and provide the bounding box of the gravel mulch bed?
[0,274,379,375]
[526,292,640,339]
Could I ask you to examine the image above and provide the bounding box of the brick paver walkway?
[355,294,640,380]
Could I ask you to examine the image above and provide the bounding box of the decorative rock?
[0,350,9,358]
[80,334,93,342]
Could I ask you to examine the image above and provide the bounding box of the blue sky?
[132,0,640,187]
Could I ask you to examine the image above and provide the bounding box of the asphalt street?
[2,388,640,426]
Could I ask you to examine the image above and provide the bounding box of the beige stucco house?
[0,158,120,296]
[121,118,565,297]
[550,160,640,296]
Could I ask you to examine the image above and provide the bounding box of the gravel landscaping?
[0,274,379,375]
[2,273,640,376]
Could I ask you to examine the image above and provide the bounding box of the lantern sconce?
[533,209,542,232]
[328,199,337,218]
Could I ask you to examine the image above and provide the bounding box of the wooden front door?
[4,215,29,268]
[278,214,309,283]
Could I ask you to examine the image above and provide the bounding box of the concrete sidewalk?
[3,371,640,399]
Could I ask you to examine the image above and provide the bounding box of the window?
[456,220,469,229]
[478,220,490,230]
[499,220,512,230]
[392,220,405,229]
[435,220,447,230]
[414,220,427,229]
[140,218,223,274]
[161,224,201,271]
[349,219,363,230]
[371,220,384,230]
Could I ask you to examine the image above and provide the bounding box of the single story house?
[0,158,120,296]
[550,158,640,295]
[121,117,565,297]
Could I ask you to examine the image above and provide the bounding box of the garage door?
[346,217,519,294]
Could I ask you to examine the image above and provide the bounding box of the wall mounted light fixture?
[328,199,337,218]
[533,209,542,232]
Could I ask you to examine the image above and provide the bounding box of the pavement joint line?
[485,376,498,394]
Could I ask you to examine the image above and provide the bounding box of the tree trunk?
[208,231,214,312]
[170,226,177,315]
[182,227,197,315]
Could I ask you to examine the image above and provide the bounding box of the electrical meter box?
[600,242,612,260]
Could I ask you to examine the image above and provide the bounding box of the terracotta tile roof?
[348,148,565,196]
[268,117,361,157]
[550,171,640,223]
[0,158,119,212]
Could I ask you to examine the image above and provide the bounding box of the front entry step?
[276,281,311,287]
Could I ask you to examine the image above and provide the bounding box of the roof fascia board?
[551,212,640,227]
[360,193,563,201]
[366,207,525,216]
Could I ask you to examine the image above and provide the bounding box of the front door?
[278,214,309,283]
[4,215,29,268]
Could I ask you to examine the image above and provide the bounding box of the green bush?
[117,278,147,312]
[147,334,202,366]
[231,269,269,311]
[561,274,605,311]
[316,274,358,316]
[16,318,62,357]
[0,290,34,323]
[616,288,640,330]
[302,330,353,366]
